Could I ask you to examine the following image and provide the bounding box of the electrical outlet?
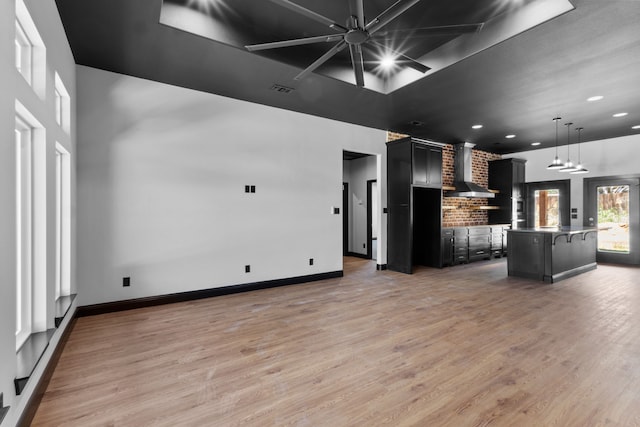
[245,185,250,193]
[245,265,251,273]
[250,185,256,193]
[309,258,314,266]
[123,277,130,287]
[363,243,366,249]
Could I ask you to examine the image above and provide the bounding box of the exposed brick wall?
[442,145,502,227]
[386,131,409,142]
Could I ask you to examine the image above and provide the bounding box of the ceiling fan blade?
[268,0,347,32]
[365,0,422,35]
[348,0,366,29]
[349,44,365,87]
[368,40,430,73]
[246,34,344,51]
[295,40,348,81]
[372,23,485,39]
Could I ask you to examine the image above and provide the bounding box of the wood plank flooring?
[32,258,640,426]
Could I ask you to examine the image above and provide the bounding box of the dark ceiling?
[55,0,640,154]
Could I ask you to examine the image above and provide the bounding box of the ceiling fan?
[245,0,484,88]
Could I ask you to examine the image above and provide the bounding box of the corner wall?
[76,66,388,306]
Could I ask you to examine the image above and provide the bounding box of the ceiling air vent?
[270,84,295,94]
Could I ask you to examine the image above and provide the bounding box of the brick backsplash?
[442,145,501,227]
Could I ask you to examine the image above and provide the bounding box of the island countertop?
[507,226,597,283]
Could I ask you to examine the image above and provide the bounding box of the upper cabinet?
[412,143,442,188]
[488,158,526,228]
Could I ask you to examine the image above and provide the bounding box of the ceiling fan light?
[380,55,395,68]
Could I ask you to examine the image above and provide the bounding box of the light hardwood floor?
[32,258,640,426]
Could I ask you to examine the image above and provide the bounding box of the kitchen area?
[387,137,599,282]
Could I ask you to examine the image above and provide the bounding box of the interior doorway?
[584,176,640,265]
[343,151,378,263]
[367,180,378,260]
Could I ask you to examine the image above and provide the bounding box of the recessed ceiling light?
[632,125,640,130]
[531,142,541,146]
[505,134,516,139]
[613,112,628,117]
[587,95,604,102]
[472,124,483,129]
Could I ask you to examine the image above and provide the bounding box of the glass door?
[585,178,639,264]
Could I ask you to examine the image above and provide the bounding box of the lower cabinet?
[441,225,510,267]
[441,228,454,266]
[468,227,491,262]
[453,229,469,265]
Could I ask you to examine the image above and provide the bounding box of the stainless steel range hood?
[448,142,495,198]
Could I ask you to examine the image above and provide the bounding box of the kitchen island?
[507,226,597,283]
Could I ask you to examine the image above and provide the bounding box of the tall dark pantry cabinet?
[488,158,526,228]
[387,137,443,273]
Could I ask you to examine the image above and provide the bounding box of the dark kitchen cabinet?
[452,228,469,265]
[413,143,442,188]
[488,158,526,228]
[441,228,454,266]
[468,227,491,262]
[442,225,510,266]
[387,137,443,273]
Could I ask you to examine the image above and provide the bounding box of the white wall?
[504,134,640,225]
[0,0,76,424]
[76,65,388,306]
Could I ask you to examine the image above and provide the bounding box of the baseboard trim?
[77,270,344,317]
[376,264,388,271]
[17,309,78,427]
[346,252,370,260]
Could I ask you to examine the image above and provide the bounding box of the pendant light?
[571,127,589,174]
[547,116,564,169]
[559,122,579,172]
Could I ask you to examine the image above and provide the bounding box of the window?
[55,143,71,300]
[15,102,47,351]
[534,189,560,227]
[55,88,62,126]
[525,180,571,229]
[15,0,46,98]
[15,116,33,350]
[54,73,71,133]
[15,20,32,83]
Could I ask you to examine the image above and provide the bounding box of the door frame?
[343,182,349,256]
[583,175,640,265]
[524,180,571,228]
[366,179,377,260]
